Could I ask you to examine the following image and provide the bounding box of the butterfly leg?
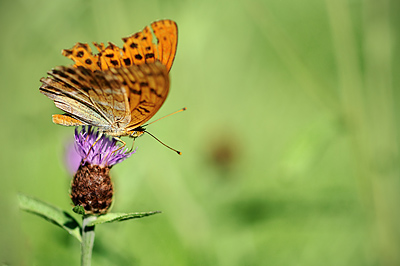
[129,138,136,152]
[111,137,127,154]
[82,132,104,163]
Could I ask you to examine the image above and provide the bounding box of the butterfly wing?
[89,61,170,132]
[121,19,178,72]
[40,62,170,136]
[150,19,178,72]
[40,65,131,132]
[62,19,178,72]
[40,66,114,129]
[62,43,100,72]
[110,61,170,131]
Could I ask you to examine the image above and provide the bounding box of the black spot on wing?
[138,106,150,113]
[81,87,90,93]
[129,88,142,95]
[123,58,131,66]
[150,88,163,98]
[52,69,68,78]
[145,53,155,59]
[66,68,76,75]
[71,79,80,85]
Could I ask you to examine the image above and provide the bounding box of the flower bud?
[71,163,113,215]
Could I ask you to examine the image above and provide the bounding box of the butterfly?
[40,20,180,152]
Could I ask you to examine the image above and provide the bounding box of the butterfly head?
[129,126,146,139]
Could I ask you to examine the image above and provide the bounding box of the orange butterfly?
[40,20,180,152]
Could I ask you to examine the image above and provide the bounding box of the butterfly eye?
[130,131,145,139]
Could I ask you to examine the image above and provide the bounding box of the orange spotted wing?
[62,19,177,72]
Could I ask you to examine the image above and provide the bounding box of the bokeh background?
[1,0,399,265]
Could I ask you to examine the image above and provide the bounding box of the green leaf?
[18,193,82,242]
[86,211,162,226]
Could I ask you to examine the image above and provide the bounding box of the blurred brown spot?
[208,133,239,173]
[212,142,235,167]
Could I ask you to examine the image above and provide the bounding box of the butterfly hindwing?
[62,19,178,72]
[124,62,170,130]
[151,20,178,72]
[62,43,99,72]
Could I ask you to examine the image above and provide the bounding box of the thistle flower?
[70,126,134,215]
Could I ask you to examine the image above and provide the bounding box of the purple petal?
[73,126,135,167]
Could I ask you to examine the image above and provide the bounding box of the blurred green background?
[1,0,399,265]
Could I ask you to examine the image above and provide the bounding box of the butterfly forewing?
[40,67,111,127]
[89,70,130,125]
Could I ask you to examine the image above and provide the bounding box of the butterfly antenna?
[143,107,187,127]
[144,130,182,155]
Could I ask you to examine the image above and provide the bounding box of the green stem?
[81,215,97,266]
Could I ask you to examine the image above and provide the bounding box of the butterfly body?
[52,112,146,141]
[40,20,178,142]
